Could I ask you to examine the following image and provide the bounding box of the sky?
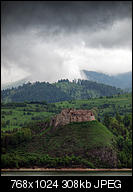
[1,1,132,85]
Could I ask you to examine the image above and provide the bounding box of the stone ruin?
[50,108,95,128]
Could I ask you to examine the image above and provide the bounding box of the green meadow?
[1,103,54,132]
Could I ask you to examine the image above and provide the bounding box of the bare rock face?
[50,109,95,128]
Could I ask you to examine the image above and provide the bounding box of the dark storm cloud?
[1,1,131,35]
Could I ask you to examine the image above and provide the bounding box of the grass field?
[1,103,54,132]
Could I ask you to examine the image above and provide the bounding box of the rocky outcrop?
[86,147,117,168]
[50,108,95,128]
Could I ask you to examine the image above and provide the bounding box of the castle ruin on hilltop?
[50,108,95,128]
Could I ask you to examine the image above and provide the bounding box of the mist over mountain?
[83,70,132,89]
[1,77,30,90]
[2,70,131,92]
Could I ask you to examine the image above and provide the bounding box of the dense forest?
[1,93,132,168]
[1,79,123,103]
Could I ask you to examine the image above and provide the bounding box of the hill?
[1,79,123,103]
[1,82,71,103]
[1,121,117,168]
[83,70,132,89]
[41,121,117,167]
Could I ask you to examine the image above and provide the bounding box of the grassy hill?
[42,121,115,154]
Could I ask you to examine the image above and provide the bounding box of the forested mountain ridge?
[1,79,123,103]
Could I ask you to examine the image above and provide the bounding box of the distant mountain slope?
[55,79,122,100]
[115,72,132,89]
[83,70,132,89]
[1,80,123,103]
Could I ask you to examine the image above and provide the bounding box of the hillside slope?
[1,82,71,103]
[43,121,115,154]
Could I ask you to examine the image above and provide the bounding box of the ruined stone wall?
[50,108,95,127]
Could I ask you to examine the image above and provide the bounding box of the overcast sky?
[1,1,132,85]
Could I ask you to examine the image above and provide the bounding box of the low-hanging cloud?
[1,1,132,85]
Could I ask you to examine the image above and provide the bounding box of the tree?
[1,120,6,128]
[115,112,122,123]
[123,114,131,127]
[103,114,111,128]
